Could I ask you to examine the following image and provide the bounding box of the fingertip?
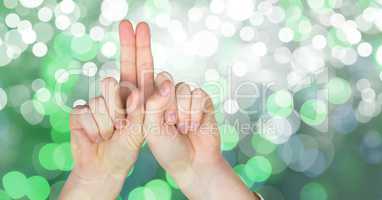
[119,20,133,31]
[136,21,150,32]
[159,80,172,97]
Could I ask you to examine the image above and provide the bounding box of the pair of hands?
[60,21,258,200]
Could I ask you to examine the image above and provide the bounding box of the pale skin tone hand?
[144,74,259,200]
[59,20,155,200]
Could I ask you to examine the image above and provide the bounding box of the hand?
[143,74,258,200]
[59,20,155,200]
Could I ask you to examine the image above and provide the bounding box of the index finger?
[119,20,137,100]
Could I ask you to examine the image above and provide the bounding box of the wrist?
[60,168,126,200]
[172,155,256,200]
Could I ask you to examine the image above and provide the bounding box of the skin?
[60,20,259,200]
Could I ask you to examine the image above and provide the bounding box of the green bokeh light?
[251,133,277,155]
[53,142,74,171]
[145,179,172,200]
[39,143,59,170]
[327,77,352,104]
[244,156,272,183]
[300,99,327,126]
[267,90,294,118]
[300,182,328,200]
[25,176,50,200]
[2,171,28,199]
[219,124,240,151]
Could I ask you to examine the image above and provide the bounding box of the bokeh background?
[1,0,382,199]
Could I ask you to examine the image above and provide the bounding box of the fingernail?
[115,119,128,130]
[159,83,170,97]
[178,123,187,134]
[166,112,177,123]
[190,122,200,131]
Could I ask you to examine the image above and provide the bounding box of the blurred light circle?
[101,41,117,58]
[39,143,59,170]
[55,15,71,30]
[326,77,351,104]
[5,13,20,28]
[361,87,376,102]
[292,46,324,73]
[312,35,327,50]
[341,48,358,66]
[188,7,204,22]
[155,13,170,28]
[204,68,220,81]
[300,182,327,200]
[205,15,221,30]
[300,99,327,126]
[356,78,370,91]
[307,0,324,9]
[331,104,358,134]
[19,0,43,8]
[2,171,28,199]
[251,133,277,155]
[70,22,86,37]
[101,0,128,22]
[32,42,48,57]
[244,156,272,183]
[258,116,293,144]
[21,29,37,44]
[17,20,32,32]
[267,6,285,24]
[210,0,225,14]
[279,134,319,172]
[191,31,218,57]
[220,22,236,37]
[55,69,69,83]
[239,26,255,42]
[128,187,145,199]
[59,0,76,14]
[357,42,372,57]
[34,22,54,43]
[145,179,171,200]
[226,0,254,21]
[54,142,73,171]
[38,7,53,22]
[376,46,382,65]
[232,61,248,77]
[360,131,382,164]
[26,176,50,200]
[4,0,18,9]
[267,90,293,118]
[20,100,44,125]
[31,79,45,91]
[250,12,264,26]
[35,87,51,102]
[252,42,268,57]
[219,124,240,151]
[278,27,294,43]
[0,45,12,67]
[224,98,239,114]
[90,26,105,41]
[274,47,292,64]
[82,62,98,77]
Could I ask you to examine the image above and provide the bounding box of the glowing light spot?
[327,78,352,104]
[101,0,129,22]
[300,182,327,200]
[2,171,28,199]
[5,13,20,28]
[32,42,48,57]
[38,7,53,22]
[245,156,272,183]
[26,176,50,200]
[252,42,268,57]
[191,31,218,57]
[82,62,98,77]
[312,35,327,50]
[101,42,117,58]
[19,0,43,8]
[267,90,293,117]
[226,0,254,21]
[219,124,239,151]
[300,100,327,126]
[357,42,372,57]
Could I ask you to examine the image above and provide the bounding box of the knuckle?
[102,77,117,86]
[176,82,191,93]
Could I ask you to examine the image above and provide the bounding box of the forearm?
[172,156,259,200]
[59,168,126,200]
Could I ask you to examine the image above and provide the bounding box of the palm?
[69,20,155,178]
